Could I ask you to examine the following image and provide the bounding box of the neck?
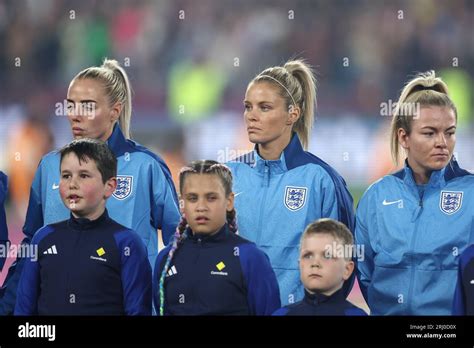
[258,132,292,160]
[407,159,431,184]
[72,206,105,221]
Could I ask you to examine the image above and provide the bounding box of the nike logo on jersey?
[470,279,474,285]
[52,183,59,190]
[382,199,403,208]
[234,192,243,197]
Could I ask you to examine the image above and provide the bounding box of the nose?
[195,198,208,212]
[245,108,258,123]
[68,175,79,189]
[435,133,448,148]
[311,257,321,269]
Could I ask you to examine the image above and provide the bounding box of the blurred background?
[0,0,473,312]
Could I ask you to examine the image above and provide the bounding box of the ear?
[398,128,409,150]
[104,177,117,199]
[226,192,235,212]
[286,105,301,125]
[110,102,122,123]
[179,198,185,214]
[342,260,354,281]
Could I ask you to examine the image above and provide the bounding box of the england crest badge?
[284,186,307,211]
[113,175,133,200]
[439,191,463,215]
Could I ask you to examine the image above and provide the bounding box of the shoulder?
[344,302,368,316]
[155,245,173,269]
[111,220,144,245]
[32,223,58,245]
[460,245,474,267]
[39,150,60,167]
[272,307,290,316]
[119,139,173,176]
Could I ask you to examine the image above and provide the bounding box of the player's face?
[244,82,294,147]
[59,152,116,220]
[399,106,456,180]
[299,234,353,296]
[66,78,121,142]
[180,174,234,236]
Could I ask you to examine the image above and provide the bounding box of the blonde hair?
[72,58,133,139]
[251,59,317,150]
[390,71,457,165]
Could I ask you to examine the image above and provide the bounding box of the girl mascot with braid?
[153,160,281,315]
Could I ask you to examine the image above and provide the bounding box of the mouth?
[67,194,82,203]
[195,216,209,224]
[72,127,84,135]
[432,153,449,159]
[308,274,322,279]
[247,127,261,133]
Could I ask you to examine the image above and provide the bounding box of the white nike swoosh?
[470,279,474,284]
[52,184,59,190]
[382,199,402,205]
[234,192,243,197]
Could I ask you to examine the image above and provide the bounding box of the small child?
[273,218,366,315]
[452,244,474,315]
[153,160,280,315]
[15,138,151,315]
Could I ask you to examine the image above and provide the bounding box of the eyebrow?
[420,125,456,131]
[66,99,97,104]
[243,100,274,105]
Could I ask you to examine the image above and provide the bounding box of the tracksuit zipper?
[256,161,270,245]
[407,189,425,313]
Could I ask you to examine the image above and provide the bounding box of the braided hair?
[158,160,237,315]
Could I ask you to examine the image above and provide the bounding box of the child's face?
[180,174,234,235]
[59,152,117,220]
[299,233,354,296]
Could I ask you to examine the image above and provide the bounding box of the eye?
[260,105,271,111]
[423,132,434,137]
[61,174,71,179]
[80,174,89,178]
[302,252,313,260]
[66,103,75,111]
[83,102,95,112]
[446,131,455,137]
[187,196,197,202]
[244,104,251,111]
[207,195,217,201]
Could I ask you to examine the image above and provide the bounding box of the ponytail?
[72,58,133,139]
[390,71,457,165]
[252,59,317,150]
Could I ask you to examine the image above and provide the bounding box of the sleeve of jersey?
[150,160,180,246]
[320,174,356,295]
[452,245,473,315]
[115,230,152,315]
[0,171,8,271]
[14,226,53,315]
[272,307,289,316]
[152,246,171,314]
[355,191,376,303]
[320,173,355,232]
[22,160,44,239]
[239,243,281,315]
